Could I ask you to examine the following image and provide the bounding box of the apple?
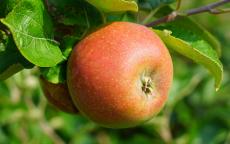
[40,77,78,114]
[67,22,173,128]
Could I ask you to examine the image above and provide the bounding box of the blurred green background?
[0,1,229,144]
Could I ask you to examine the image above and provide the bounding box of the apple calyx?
[141,75,155,96]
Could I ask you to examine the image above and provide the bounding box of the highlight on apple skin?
[40,77,78,114]
[67,22,173,128]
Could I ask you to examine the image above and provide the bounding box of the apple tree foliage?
[0,0,223,90]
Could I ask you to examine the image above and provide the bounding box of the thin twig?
[141,6,161,24]
[187,0,230,15]
[146,0,230,27]
[24,86,65,144]
[39,119,65,144]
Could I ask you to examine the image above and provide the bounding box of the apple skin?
[40,77,78,114]
[67,22,173,128]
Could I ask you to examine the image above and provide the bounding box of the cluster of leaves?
[0,0,223,90]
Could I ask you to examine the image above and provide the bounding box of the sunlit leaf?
[86,0,138,12]
[153,17,223,90]
[1,0,64,67]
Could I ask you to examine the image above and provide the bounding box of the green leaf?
[153,17,223,90]
[106,12,136,23]
[48,0,89,26]
[60,36,78,59]
[0,30,33,80]
[0,0,22,18]
[86,0,138,12]
[40,63,66,84]
[138,0,176,10]
[40,35,78,84]
[41,0,102,44]
[0,0,64,67]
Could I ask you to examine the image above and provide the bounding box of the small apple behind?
[40,77,78,114]
[67,22,173,128]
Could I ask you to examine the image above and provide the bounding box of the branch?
[146,0,230,27]
[44,0,51,12]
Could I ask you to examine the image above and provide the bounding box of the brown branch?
[44,0,51,12]
[146,0,230,27]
